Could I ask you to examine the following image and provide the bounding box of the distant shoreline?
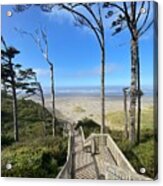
[40,94,153,124]
[43,85,154,98]
[54,94,153,99]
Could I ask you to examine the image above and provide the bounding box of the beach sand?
[42,96,153,125]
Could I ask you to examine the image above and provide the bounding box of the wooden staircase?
[57,125,152,181]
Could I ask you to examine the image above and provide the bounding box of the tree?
[1,36,37,141]
[32,73,47,135]
[103,2,153,143]
[58,3,107,134]
[123,87,129,139]
[1,38,20,142]
[60,3,106,133]
[15,28,56,137]
[10,67,47,135]
[14,3,107,134]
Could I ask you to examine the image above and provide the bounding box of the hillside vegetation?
[1,93,68,177]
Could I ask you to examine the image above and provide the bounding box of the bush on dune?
[75,118,100,138]
[110,129,156,178]
[1,135,15,148]
[1,93,68,178]
[1,94,52,128]
[1,136,68,178]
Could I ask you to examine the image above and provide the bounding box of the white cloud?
[42,5,107,36]
[89,63,123,76]
[33,68,49,77]
[42,7,74,25]
[106,63,123,74]
[58,63,123,79]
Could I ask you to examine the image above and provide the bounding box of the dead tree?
[15,28,56,137]
[33,74,47,135]
[14,3,107,134]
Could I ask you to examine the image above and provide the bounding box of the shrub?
[110,129,156,178]
[1,135,15,148]
[18,99,52,122]
[73,106,86,113]
[1,93,52,127]
[76,118,100,138]
[1,136,67,178]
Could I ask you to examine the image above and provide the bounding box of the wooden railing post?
[91,138,96,154]
[57,122,74,179]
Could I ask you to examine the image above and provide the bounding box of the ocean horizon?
[43,85,154,97]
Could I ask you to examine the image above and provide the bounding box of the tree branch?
[123,2,134,38]
[15,28,52,65]
[1,56,9,63]
[131,2,137,23]
[136,1,145,23]
[40,28,50,62]
[1,36,8,50]
[73,13,101,33]
[108,3,126,14]
[138,1,151,33]
[82,3,101,29]
[97,3,103,30]
[61,4,103,49]
[139,20,153,37]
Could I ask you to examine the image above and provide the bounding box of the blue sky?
[1,3,154,89]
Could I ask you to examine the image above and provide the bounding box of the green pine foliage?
[1,92,68,178]
[1,94,51,138]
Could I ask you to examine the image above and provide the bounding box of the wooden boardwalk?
[72,130,117,179]
[57,126,151,180]
[73,130,97,179]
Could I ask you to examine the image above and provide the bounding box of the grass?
[107,107,157,179]
[73,106,86,113]
[106,106,154,131]
[106,111,125,130]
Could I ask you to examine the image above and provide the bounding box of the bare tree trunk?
[15,28,57,136]
[129,38,138,144]
[12,84,19,142]
[9,58,19,142]
[38,82,47,135]
[137,46,141,144]
[50,64,56,136]
[123,88,129,139]
[101,44,105,134]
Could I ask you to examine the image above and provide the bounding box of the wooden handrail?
[105,164,152,180]
[57,124,74,179]
[58,126,151,180]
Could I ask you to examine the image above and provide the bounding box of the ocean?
[46,86,154,97]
